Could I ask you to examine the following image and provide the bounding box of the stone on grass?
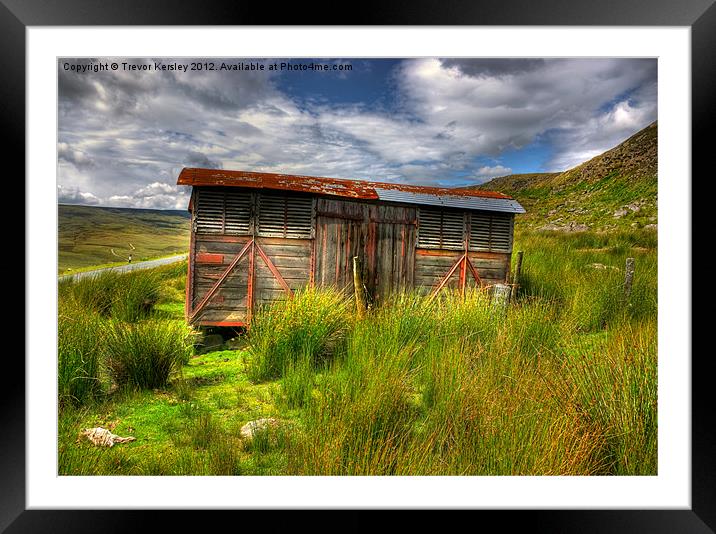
[240,418,279,440]
[613,208,628,218]
[588,263,620,271]
[568,222,589,232]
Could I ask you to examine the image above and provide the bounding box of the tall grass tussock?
[280,229,657,476]
[104,319,193,390]
[58,262,193,407]
[58,299,104,408]
[245,287,352,382]
[59,269,161,322]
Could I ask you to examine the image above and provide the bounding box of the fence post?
[511,250,524,303]
[353,256,367,318]
[623,257,635,303]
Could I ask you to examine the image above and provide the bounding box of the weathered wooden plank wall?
[413,249,511,292]
[253,238,311,308]
[314,198,417,304]
[414,249,463,292]
[190,234,312,324]
[469,251,511,285]
[191,234,251,324]
[187,189,514,326]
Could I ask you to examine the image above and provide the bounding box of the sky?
[57,57,657,210]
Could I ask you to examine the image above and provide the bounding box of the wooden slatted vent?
[469,212,513,253]
[224,190,252,235]
[257,192,313,238]
[195,188,251,235]
[418,208,466,250]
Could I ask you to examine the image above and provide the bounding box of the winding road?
[58,254,188,281]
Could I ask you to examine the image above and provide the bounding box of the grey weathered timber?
[353,256,367,318]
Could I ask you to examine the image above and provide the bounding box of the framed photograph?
[7,0,712,531]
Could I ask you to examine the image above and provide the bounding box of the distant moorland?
[58,204,190,274]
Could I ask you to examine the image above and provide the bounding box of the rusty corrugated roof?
[177,168,523,211]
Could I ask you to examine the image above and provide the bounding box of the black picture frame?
[5,1,711,531]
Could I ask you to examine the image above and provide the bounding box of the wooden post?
[623,257,635,303]
[492,283,512,315]
[353,256,367,318]
[511,250,524,303]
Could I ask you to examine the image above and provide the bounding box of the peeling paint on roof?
[177,168,525,213]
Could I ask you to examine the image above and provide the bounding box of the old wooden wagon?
[177,168,525,327]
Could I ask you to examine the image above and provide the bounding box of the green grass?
[59,269,164,322]
[58,228,657,477]
[58,299,105,408]
[58,261,192,405]
[245,287,352,382]
[104,319,194,390]
[58,204,190,274]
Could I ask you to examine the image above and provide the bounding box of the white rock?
[240,418,278,439]
[588,263,620,271]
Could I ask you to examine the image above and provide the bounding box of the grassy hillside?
[58,204,190,274]
[461,121,658,232]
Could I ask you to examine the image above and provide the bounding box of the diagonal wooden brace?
[189,239,253,321]
[255,242,293,296]
[465,255,483,287]
[429,253,465,300]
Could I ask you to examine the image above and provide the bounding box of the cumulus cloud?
[107,191,190,210]
[396,58,657,167]
[471,165,513,182]
[58,57,657,208]
[57,185,101,205]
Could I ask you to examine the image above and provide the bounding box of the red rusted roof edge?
[177,168,513,201]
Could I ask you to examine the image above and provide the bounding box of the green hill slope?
[460,121,658,232]
[58,204,190,274]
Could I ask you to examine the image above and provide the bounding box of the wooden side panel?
[253,238,312,308]
[191,234,251,324]
[314,198,417,303]
[469,251,511,285]
[369,204,416,303]
[414,249,463,293]
[190,235,313,324]
[314,198,367,293]
[414,249,511,292]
